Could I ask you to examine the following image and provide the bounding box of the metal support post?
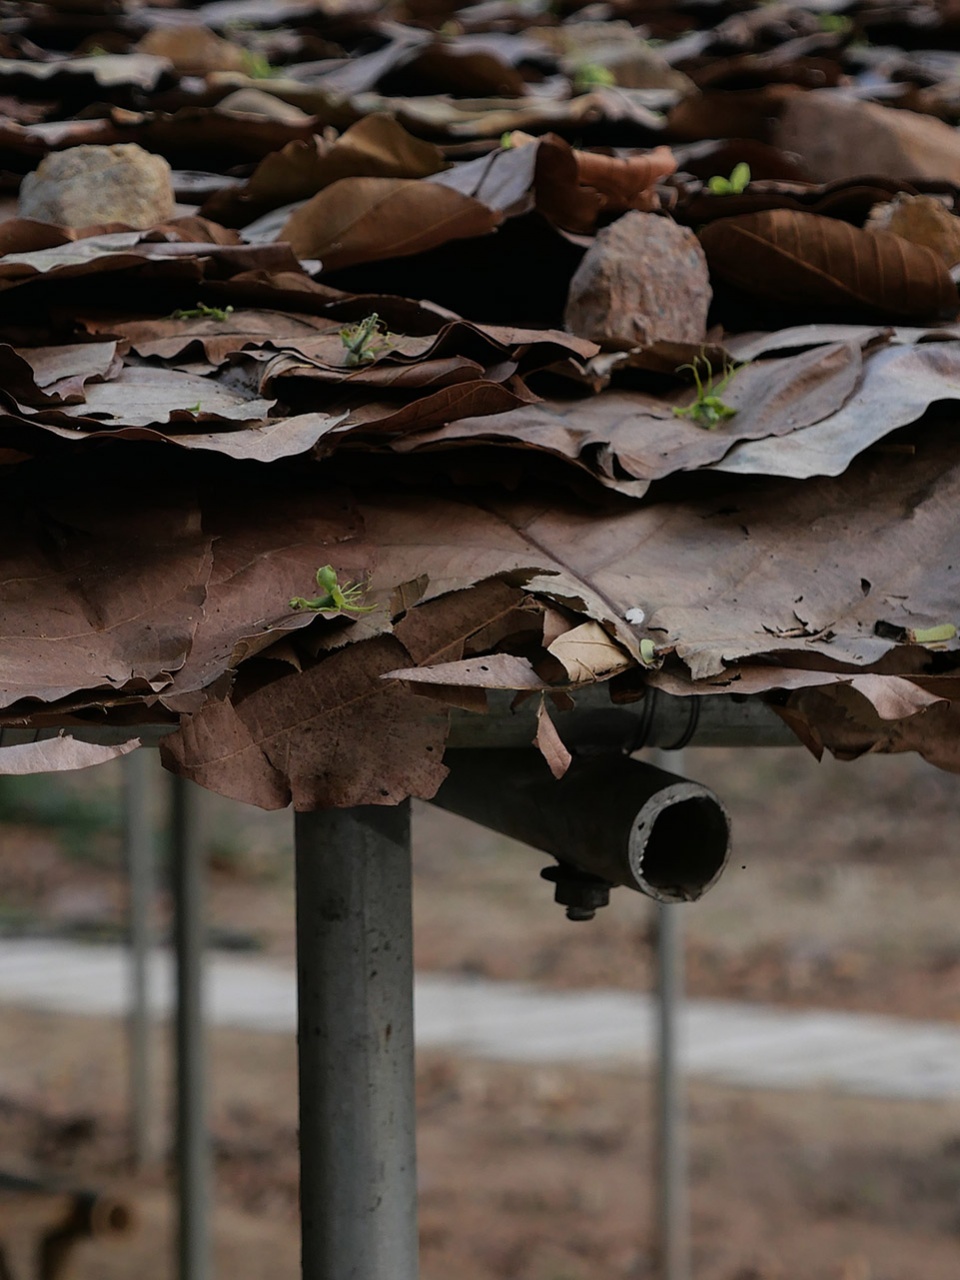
[651,748,691,1280]
[122,749,155,1170]
[295,802,418,1280]
[170,774,211,1280]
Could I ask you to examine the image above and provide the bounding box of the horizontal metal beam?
[446,686,797,750]
[0,688,797,754]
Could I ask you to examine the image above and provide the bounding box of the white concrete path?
[0,939,958,1101]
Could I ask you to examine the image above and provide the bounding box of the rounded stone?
[565,210,712,348]
[18,143,175,231]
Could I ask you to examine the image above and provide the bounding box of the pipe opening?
[632,793,729,904]
[89,1199,133,1235]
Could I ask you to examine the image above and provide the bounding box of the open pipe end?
[628,782,730,904]
[84,1196,135,1236]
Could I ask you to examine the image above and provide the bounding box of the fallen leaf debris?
[2,0,960,802]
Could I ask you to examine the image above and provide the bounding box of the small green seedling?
[818,13,853,34]
[672,355,740,429]
[501,131,515,149]
[85,43,109,56]
[910,623,956,644]
[707,162,751,195]
[290,565,377,614]
[171,302,235,322]
[639,638,657,666]
[340,313,393,367]
[572,62,616,93]
[242,49,281,79]
[186,401,202,413]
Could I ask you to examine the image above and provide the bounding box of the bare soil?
[1,745,960,1278]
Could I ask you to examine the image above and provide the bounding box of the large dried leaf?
[393,342,863,491]
[385,86,665,143]
[431,135,676,235]
[0,411,347,464]
[161,636,449,809]
[93,310,344,367]
[785,684,960,775]
[0,55,173,95]
[41,366,275,428]
[166,486,373,701]
[281,177,502,268]
[201,114,448,227]
[0,491,212,704]
[712,340,960,479]
[546,620,632,682]
[0,736,140,774]
[386,653,550,690]
[0,229,302,293]
[700,210,959,322]
[776,91,960,185]
[534,698,572,779]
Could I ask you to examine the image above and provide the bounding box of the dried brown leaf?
[534,696,572,779]
[202,114,448,227]
[0,736,140,774]
[161,636,448,810]
[700,210,959,322]
[281,177,501,269]
[546,620,632,683]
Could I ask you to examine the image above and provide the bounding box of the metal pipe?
[447,686,797,751]
[295,802,418,1280]
[651,748,691,1280]
[170,774,211,1280]
[122,749,155,1170]
[0,689,799,754]
[432,750,730,904]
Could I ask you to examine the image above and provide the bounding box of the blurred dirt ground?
[1,745,960,1277]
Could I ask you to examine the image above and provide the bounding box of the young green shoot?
[672,355,740,429]
[707,162,751,195]
[339,313,393,367]
[242,49,281,79]
[818,13,853,34]
[290,565,377,615]
[572,62,616,93]
[171,302,235,322]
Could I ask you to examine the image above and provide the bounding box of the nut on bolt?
[540,861,612,922]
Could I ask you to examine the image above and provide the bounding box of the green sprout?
[170,303,235,321]
[241,49,281,79]
[501,131,515,149]
[85,43,109,56]
[910,623,956,645]
[339,313,393,367]
[186,402,202,413]
[572,62,616,93]
[818,12,853,34]
[639,638,657,665]
[707,162,751,195]
[290,565,377,614]
[672,355,740,429]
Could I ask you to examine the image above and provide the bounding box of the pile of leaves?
[3,0,960,807]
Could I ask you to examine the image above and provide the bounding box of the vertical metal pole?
[651,748,691,1280]
[170,774,211,1280]
[295,802,418,1280]
[122,749,155,1170]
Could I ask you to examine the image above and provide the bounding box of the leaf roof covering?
[3,0,960,805]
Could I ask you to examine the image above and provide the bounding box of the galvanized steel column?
[295,802,418,1280]
[651,748,691,1280]
[122,749,156,1170]
[170,774,211,1280]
